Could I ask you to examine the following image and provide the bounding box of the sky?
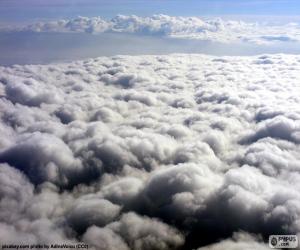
[1,0,300,23]
[1,0,300,65]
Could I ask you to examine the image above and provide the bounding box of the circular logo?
[271,237,278,246]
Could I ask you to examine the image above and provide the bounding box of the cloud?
[0,163,34,224]
[0,164,77,245]
[107,212,184,250]
[4,76,61,107]
[67,197,121,233]
[0,132,89,187]
[242,115,300,144]
[82,212,185,250]
[83,226,129,250]
[1,53,300,248]
[4,15,300,45]
[100,177,144,206]
[141,163,221,215]
[198,232,269,250]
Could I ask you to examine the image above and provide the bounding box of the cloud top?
[1,54,300,249]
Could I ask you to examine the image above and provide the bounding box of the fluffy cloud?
[1,54,300,249]
[198,232,269,250]
[107,212,184,250]
[5,15,300,45]
[0,164,34,224]
[82,212,184,250]
[67,197,121,233]
[0,132,90,187]
[83,226,129,250]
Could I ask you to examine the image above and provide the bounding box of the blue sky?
[1,0,300,23]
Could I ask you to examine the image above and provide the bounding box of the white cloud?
[67,197,121,233]
[1,53,300,248]
[5,15,300,45]
[107,212,184,250]
[83,226,129,250]
[198,232,269,250]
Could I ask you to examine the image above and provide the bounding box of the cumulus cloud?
[107,212,184,250]
[1,54,300,249]
[4,15,300,45]
[67,197,121,233]
[0,132,90,187]
[83,226,129,250]
[4,76,61,107]
[242,115,300,144]
[82,212,184,250]
[198,232,269,250]
[0,163,34,224]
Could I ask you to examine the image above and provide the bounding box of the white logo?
[269,235,298,249]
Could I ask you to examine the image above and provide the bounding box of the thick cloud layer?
[3,15,300,45]
[1,54,300,249]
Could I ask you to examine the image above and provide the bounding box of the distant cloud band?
[3,15,300,45]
